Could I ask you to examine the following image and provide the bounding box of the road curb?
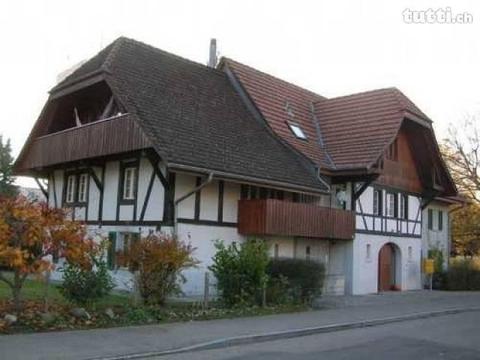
[92,306,480,360]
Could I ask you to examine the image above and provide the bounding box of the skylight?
[288,122,307,140]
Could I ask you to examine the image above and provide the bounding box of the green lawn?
[0,272,129,307]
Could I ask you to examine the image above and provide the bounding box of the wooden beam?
[34,177,48,199]
[88,168,103,191]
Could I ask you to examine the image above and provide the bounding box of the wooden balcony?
[15,114,152,172]
[238,199,355,240]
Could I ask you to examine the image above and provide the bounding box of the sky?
[1,0,479,187]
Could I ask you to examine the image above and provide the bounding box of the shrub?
[267,258,325,303]
[60,247,114,305]
[209,239,269,307]
[129,234,198,305]
[446,259,480,290]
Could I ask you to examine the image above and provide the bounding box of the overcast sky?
[1,0,479,187]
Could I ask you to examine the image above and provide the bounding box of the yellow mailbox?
[423,259,435,274]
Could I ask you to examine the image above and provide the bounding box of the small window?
[287,122,307,140]
[408,246,413,261]
[306,246,311,261]
[428,209,433,230]
[366,244,371,261]
[66,175,76,203]
[387,193,396,217]
[386,139,398,161]
[77,173,88,203]
[373,189,382,215]
[438,210,444,231]
[123,167,137,200]
[400,194,408,219]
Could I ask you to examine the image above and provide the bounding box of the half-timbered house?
[15,37,459,295]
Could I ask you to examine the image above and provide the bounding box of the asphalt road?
[158,311,480,360]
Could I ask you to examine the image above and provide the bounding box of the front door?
[378,244,395,291]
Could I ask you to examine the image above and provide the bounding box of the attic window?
[288,122,307,140]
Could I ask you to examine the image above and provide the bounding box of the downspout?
[173,172,214,235]
[315,166,331,193]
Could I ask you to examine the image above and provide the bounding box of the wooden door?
[378,244,394,291]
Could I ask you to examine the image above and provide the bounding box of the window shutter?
[438,211,443,231]
[428,209,433,230]
[107,232,117,270]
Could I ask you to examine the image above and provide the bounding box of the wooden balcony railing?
[238,199,355,240]
[16,114,152,172]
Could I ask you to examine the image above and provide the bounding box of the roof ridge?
[221,57,326,100]
[314,87,400,104]
[119,37,227,78]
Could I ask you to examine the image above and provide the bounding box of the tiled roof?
[48,37,327,192]
[314,88,431,169]
[221,58,333,168]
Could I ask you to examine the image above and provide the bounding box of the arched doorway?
[378,243,401,291]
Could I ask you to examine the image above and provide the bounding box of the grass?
[0,272,129,307]
[0,273,311,334]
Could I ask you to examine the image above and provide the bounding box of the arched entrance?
[378,243,401,291]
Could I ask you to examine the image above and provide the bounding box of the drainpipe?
[315,166,331,193]
[173,172,214,235]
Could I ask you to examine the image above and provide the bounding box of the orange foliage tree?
[129,233,198,305]
[0,196,95,311]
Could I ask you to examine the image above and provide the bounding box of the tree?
[0,196,95,312]
[128,233,198,305]
[442,117,480,202]
[451,204,480,257]
[0,136,17,197]
[441,117,480,257]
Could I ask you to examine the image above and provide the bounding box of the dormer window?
[287,122,307,140]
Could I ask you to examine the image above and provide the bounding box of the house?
[14,37,459,296]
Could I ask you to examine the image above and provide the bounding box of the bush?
[209,239,269,307]
[267,258,325,303]
[446,259,480,290]
[129,234,198,305]
[60,249,114,305]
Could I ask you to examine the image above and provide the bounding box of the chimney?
[208,38,217,68]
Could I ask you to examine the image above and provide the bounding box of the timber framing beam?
[34,177,48,199]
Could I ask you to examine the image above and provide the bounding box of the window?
[66,175,76,203]
[366,244,371,261]
[373,189,382,215]
[108,232,140,269]
[306,246,311,261]
[122,167,137,200]
[386,138,398,161]
[408,246,413,261]
[428,209,433,230]
[438,210,444,231]
[77,173,88,203]
[287,122,307,140]
[386,193,397,217]
[400,194,408,219]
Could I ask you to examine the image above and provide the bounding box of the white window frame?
[387,193,396,217]
[373,189,381,215]
[287,122,307,140]
[66,175,76,203]
[77,173,88,203]
[123,167,137,200]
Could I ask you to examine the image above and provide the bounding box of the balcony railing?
[238,199,355,240]
[16,114,152,172]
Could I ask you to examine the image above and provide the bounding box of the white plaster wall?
[175,173,196,219]
[422,203,450,267]
[199,180,219,221]
[223,182,240,222]
[103,161,120,220]
[352,233,422,294]
[176,223,245,296]
[265,237,295,258]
